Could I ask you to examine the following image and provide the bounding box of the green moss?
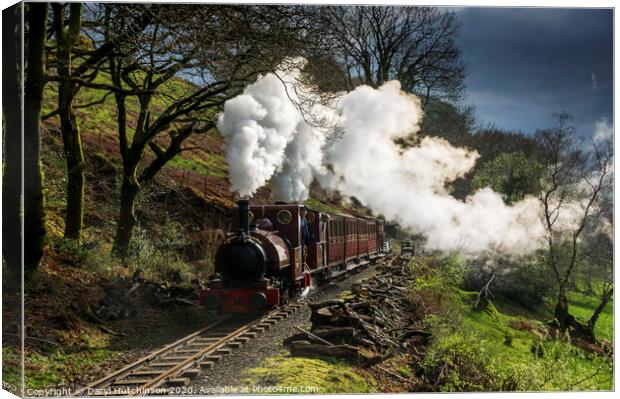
[241,353,376,394]
[3,346,118,390]
[337,290,356,301]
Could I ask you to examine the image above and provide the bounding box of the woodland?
[1,2,614,393]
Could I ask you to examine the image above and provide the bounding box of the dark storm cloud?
[455,7,613,137]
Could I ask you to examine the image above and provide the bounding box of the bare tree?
[46,3,151,241]
[582,232,613,341]
[320,6,466,104]
[536,113,613,341]
[102,4,320,258]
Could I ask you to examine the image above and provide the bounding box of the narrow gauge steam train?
[200,200,386,313]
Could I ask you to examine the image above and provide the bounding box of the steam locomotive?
[199,200,386,313]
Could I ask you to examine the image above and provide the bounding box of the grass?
[3,346,117,390]
[42,72,200,140]
[457,297,612,390]
[241,352,376,394]
[411,257,614,392]
[41,69,218,160]
[304,198,347,214]
[167,151,228,179]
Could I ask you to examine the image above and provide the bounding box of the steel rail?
[73,304,303,396]
[72,317,229,396]
[137,306,294,394]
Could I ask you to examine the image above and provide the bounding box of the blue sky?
[455,7,613,137]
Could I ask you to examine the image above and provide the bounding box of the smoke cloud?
[217,71,302,197]
[322,82,546,255]
[217,63,598,255]
[218,60,329,201]
[593,117,613,143]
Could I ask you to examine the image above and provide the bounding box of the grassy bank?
[409,256,613,391]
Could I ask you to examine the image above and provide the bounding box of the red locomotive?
[200,200,386,313]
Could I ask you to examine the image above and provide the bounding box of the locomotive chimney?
[238,199,250,234]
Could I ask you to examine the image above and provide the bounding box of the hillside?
[39,74,373,241]
[2,73,374,392]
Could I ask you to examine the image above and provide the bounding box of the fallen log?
[98,325,127,337]
[289,327,358,346]
[347,302,371,311]
[290,341,357,361]
[310,307,338,325]
[308,299,345,310]
[311,326,357,340]
[289,341,381,366]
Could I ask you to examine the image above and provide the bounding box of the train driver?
[300,206,315,245]
[300,206,316,266]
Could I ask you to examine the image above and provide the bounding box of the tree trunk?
[554,287,574,332]
[112,176,140,259]
[585,287,613,342]
[59,87,84,240]
[53,3,84,241]
[2,4,23,286]
[474,272,496,311]
[23,2,48,276]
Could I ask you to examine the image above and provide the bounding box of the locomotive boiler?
[200,200,385,314]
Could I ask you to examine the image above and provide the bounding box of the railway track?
[74,255,394,396]
[73,303,304,396]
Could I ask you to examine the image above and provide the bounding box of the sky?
[455,7,613,138]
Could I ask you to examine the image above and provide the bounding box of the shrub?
[126,219,197,282]
[419,329,510,391]
[51,238,90,266]
[462,255,553,311]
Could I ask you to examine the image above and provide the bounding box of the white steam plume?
[217,72,301,197]
[594,117,613,143]
[218,62,600,255]
[324,82,546,255]
[218,60,329,200]
[271,121,326,201]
